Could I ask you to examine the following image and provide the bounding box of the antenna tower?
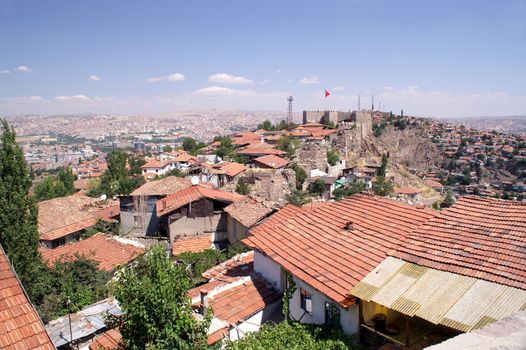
[287,96,293,124]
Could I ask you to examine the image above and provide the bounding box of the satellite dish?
[100,194,107,201]
[191,176,199,186]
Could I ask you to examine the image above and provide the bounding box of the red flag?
[324,89,330,97]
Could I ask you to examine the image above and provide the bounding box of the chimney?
[346,221,353,230]
[200,289,209,315]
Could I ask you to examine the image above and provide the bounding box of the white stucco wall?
[228,299,282,342]
[254,251,282,290]
[252,251,359,336]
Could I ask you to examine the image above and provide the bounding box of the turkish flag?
[324,90,330,97]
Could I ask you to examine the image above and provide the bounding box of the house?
[0,245,55,350]
[38,195,119,249]
[40,233,144,271]
[236,144,287,160]
[141,159,172,179]
[155,184,243,244]
[350,196,526,348]
[187,251,283,345]
[89,329,121,350]
[194,161,247,188]
[45,299,122,349]
[223,196,276,244]
[253,154,289,169]
[119,176,191,236]
[394,186,423,203]
[242,195,437,336]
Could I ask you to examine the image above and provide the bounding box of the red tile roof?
[202,251,254,281]
[395,186,423,195]
[208,277,281,325]
[221,162,247,177]
[424,179,443,189]
[40,218,96,241]
[172,152,198,163]
[156,185,244,217]
[40,233,144,271]
[207,328,229,346]
[392,195,526,290]
[171,235,213,256]
[233,132,262,146]
[224,196,275,228]
[243,194,436,307]
[254,155,290,169]
[89,329,121,350]
[130,176,191,196]
[236,144,287,156]
[0,246,55,350]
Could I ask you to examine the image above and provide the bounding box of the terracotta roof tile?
[392,195,526,290]
[156,185,243,217]
[0,246,55,350]
[243,194,436,307]
[202,251,254,280]
[89,328,121,350]
[224,196,275,228]
[38,195,118,240]
[40,233,144,271]
[208,277,282,325]
[172,235,213,256]
[220,162,247,177]
[395,186,423,195]
[130,176,192,196]
[236,144,287,156]
[253,155,290,169]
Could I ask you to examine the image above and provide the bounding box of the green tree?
[236,178,250,195]
[285,189,309,207]
[107,245,211,350]
[0,120,43,296]
[372,177,394,196]
[327,150,339,166]
[163,144,173,153]
[288,163,307,190]
[100,150,144,196]
[310,179,326,196]
[129,156,146,176]
[257,119,274,131]
[277,136,300,158]
[182,137,198,153]
[214,136,235,159]
[441,190,455,208]
[34,166,76,201]
[376,152,389,178]
[224,322,348,350]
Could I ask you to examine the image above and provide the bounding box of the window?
[325,302,341,327]
[134,215,144,228]
[300,288,312,313]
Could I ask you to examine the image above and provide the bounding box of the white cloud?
[208,73,253,85]
[55,94,92,102]
[333,85,346,91]
[300,76,320,85]
[0,70,10,74]
[148,73,186,83]
[14,65,32,72]
[89,75,101,81]
[29,96,43,101]
[261,79,271,84]
[193,86,256,97]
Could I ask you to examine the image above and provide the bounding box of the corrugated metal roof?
[350,257,526,333]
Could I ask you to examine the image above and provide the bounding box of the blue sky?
[0,0,525,117]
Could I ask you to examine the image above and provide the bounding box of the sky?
[0,0,525,118]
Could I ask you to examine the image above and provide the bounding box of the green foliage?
[373,121,387,137]
[163,144,173,153]
[325,120,337,129]
[282,271,296,321]
[100,150,145,196]
[34,166,76,201]
[285,189,309,207]
[37,257,111,323]
[214,136,235,159]
[288,163,307,190]
[277,135,300,158]
[236,178,250,195]
[257,119,275,131]
[181,137,205,155]
[332,181,366,200]
[310,179,326,196]
[372,177,394,196]
[234,154,249,164]
[327,150,340,166]
[224,322,348,350]
[108,245,211,350]
[86,178,103,197]
[84,218,120,237]
[376,152,389,178]
[129,156,146,176]
[0,119,43,299]
[441,190,455,208]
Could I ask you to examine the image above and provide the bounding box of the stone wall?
[296,142,328,174]
[250,169,296,205]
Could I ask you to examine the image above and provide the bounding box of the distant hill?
[443,115,526,134]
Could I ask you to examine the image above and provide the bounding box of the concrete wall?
[227,216,249,245]
[289,276,359,336]
[254,251,283,291]
[168,212,226,242]
[252,251,359,336]
[228,299,282,342]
